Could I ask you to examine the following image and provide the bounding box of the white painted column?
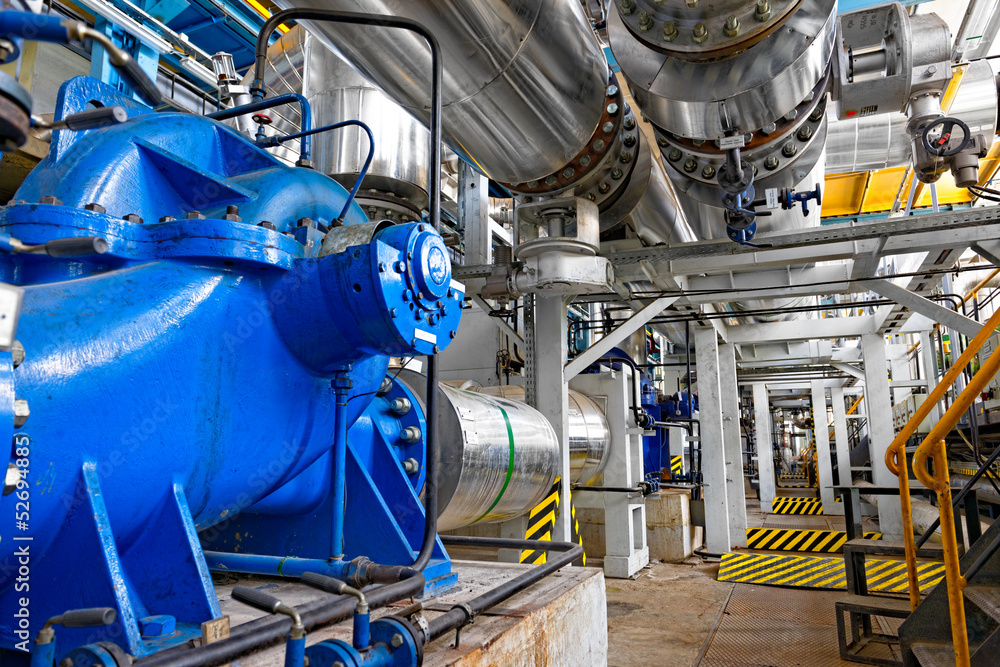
[753,383,776,510]
[694,327,731,554]
[811,381,841,515]
[529,294,572,542]
[861,333,904,537]
[830,386,852,488]
[720,343,748,546]
[920,330,942,423]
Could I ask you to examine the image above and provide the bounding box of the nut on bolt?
[755,0,771,21]
[724,15,740,37]
[401,458,419,474]
[662,21,678,41]
[84,202,105,213]
[599,181,611,193]
[400,426,421,444]
[797,126,813,142]
[683,158,698,173]
[782,142,798,157]
[692,22,708,44]
[620,0,635,14]
[297,217,315,228]
[764,155,780,170]
[223,205,242,222]
[389,397,412,415]
[13,399,29,428]
[123,213,143,224]
[39,195,62,205]
[637,10,653,31]
[185,211,206,220]
[668,148,683,162]
[702,165,716,179]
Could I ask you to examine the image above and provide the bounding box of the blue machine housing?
[0,77,461,662]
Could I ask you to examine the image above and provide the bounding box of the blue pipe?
[284,634,305,667]
[331,372,351,559]
[206,93,312,167]
[201,552,351,579]
[265,120,375,224]
[352,610,370,651]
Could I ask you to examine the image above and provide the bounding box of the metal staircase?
[899,516,1000,666]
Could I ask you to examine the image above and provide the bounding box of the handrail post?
[882,304,1000,610]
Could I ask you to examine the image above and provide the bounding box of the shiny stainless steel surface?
[475,385,611,486]
[826,60,998,173]
[398,372,560,531]
[274,0,609,184]
[251,26,431,209]
[609,0,837,139]
[621,142,698,245]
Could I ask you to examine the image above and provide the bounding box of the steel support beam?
[811,381,841,515]
[867,280,982,339]
[753,383,776,509]
[861,333,904,537]
[459,161,491,266]
[695,327,730,554]
[527,294,572,542]
[726,316,876,344]
[832,362,866,381]
[830,386,852,488]
[564,296,678,380]
[720,343,748,546]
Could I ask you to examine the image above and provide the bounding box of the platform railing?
[885,304,1000,613]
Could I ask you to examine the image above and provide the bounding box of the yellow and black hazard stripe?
[521,478,587,565]
[778,472,807,479]
[718,552,946,593]
[521,479,560,564]
[771,497,823,515]
[746,528,881,553]
[950,464,1000,481]
[670,455,683,476]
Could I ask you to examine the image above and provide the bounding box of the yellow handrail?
[885,303,1000,611]
[909,332,1000,667]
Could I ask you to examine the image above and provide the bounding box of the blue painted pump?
[0,77,462,663]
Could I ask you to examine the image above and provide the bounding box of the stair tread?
[911,641,955,667]
[965,584,1000,622]
[837,593,912,615]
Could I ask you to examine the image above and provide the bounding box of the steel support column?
[811,381,842,515]
[720,343,747,546]
[527,294,572,542]
[830,386,852,488]
[920,330,942,424]
[753,382,776,510]
[459,161,491,266]
[861,333,904,537]
[695,326,731,554]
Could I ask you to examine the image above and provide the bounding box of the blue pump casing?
[0,77,461,663]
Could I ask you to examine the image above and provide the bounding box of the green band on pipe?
[471,404,516,524]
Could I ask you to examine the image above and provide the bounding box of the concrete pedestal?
[578,489,700,564]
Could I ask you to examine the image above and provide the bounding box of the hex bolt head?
[400,426,422,444]
[764,155,780,170]
[592,139,606,151]
[401,459,419,475]
[623,134,637,148]
[606,103,619,115]
[784,109,798,122]
[683,158,698,173]
[39,195,62,205]
[13,399,29,428]
[724,15,740,37]
[580,155,592,167]
[84,202,106,213]
[378,377,393,395]
[761,123,777,135]
[668,148,683,162]
[297,217,315,228]
[611,167,624,180]
[545,175,558,186]
[602,121,615,134]
[390,633,405,648]
[527,180,539,188]
[621,0,635,14]
[797,126,813,142]
[599,181,611,193]
[562,167,575,179]
[809,107,825,122]
[123,213,143,224]
[755,0,771,21]
[258,221,276,230]
[185,211,206,220]
[607,85,618,97]
[390,397,412,416]
[159,215,177,223]
[692,23,708,43]
[702,165,716,179]
[223,205,242,222]
[11,340,24,368]
[663,21,678,41]
[782,142,798,157]
[638,10,653,30]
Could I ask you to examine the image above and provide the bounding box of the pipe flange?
[615,0,804,62]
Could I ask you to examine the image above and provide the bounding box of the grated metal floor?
[699,584,899,666]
